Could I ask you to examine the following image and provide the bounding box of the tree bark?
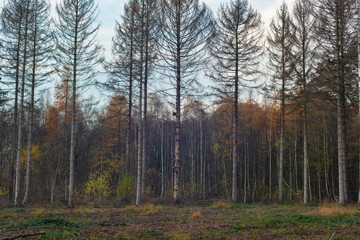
[23,1,39,203]
[68,0,79,208]
[14,0,30,206]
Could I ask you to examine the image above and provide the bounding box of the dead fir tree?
[311,0,357,205]
[209,0,264,203]
[0,0,25,203]
[267,2,295,203]
[55,0,102,208]
[292,0,317,205]
[23,0,54,204]
[158,0,214,203]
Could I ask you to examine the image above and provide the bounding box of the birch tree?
[55,0,102,207]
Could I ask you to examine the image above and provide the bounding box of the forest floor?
[0,201,360,239]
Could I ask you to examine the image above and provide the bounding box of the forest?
[0,0,359,210]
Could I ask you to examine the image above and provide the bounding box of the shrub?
[83,172,112,201]
[117,174,135,203]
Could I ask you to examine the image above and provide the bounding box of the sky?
[0,0,296,105]
[97,0,296,60]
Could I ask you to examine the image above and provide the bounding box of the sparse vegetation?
[211,200,232,209]
[0,203,360,239]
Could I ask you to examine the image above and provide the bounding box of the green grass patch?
[1,217,85,232]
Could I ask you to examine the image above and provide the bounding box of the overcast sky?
[0,0,296,61]
[97,0,296,59]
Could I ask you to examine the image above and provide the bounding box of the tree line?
[0,0,359,207]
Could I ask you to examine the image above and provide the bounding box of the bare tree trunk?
[160,122,164,198]
[294,122,298,193]
[336,41,346,206]
[136,60,144,206]
[173,2,181,204]
[303,87,309,205]
[68,2,79,207]
[141,6,149,201]
[51,157,60,203]
[279,68,285,203]
[269,117,272,200]
[10,6,23,202]
[358,0,360,205]
[232,28,239,204]
[23,5,39,203]
[14,0,30,206]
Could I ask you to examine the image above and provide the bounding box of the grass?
[1,203,360,239]
[211,200,231,209]
[125,203,161,215]
[191,211,201,219]
[312,205,357,217]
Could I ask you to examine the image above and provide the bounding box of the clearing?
[0,202,359,239]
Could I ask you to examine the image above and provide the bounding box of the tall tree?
[106,0,138,173]
[312,0,356,204]
[292,0,316,205]
[267,1,294,203]
[159,0,213,203]
[209,0,263,203]
[55,0,102,207]
[0,0,25,202]
[14,0,30,206]
[358,0,360,205]
[140,0,160,203]
[23,0,54,204]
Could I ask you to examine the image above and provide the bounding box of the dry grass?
[30,209,44,218]
[191,211,201,219]
[211,200,232,209]
[125,205,137,212]
[309,205,358,217]
[125,203,161,215]
[171,233,191,240]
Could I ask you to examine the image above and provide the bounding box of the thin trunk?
[173,2,181,204]
[269,118,272,200]
[160,122,164,198]
[10,6,23,201]
[308,160,312,202]
[125,20,134,173]
[279,58,285,203]
[200,119,205,199]
[232,26,239,204]
[51,157,60,203]
[68,3,79,208]
[136,55,144,206]
[358,0,360,205]
[23,5,39,203]
[294,121,298,192]
[289,144,292,202]
[303,60,309,205]
[336,15,346,205]
[141,4,149,200]
[14,0,30,206]
[324,112,330,200]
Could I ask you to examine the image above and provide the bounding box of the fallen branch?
[329,232,336,240]
[0,231,46,240]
